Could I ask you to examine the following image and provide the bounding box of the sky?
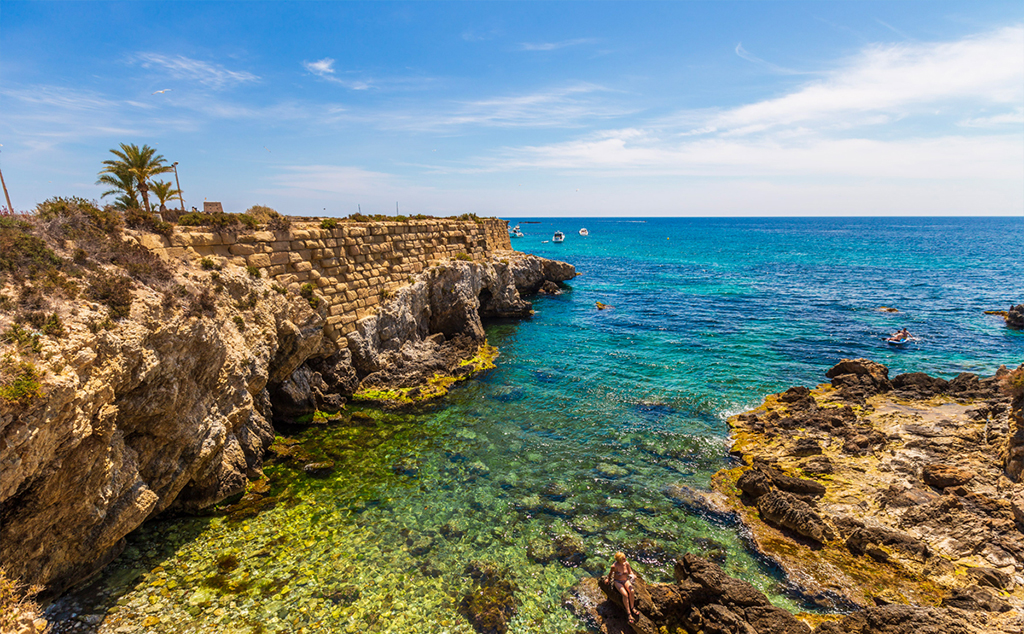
[1,1,1022,217]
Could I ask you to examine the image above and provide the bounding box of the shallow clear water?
[56,217,1024,633]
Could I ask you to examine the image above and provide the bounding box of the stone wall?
[136,218,512,342]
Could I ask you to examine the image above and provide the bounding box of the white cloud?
[303,58,336,76]
[133,53,259,90]
[711,26,1023,134]
[519,38,597,51]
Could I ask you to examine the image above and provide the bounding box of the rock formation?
[1007,304,1024,330]
[1,228,573,596]
[712,359,1024,615]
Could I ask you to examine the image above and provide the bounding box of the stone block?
[230,244,257,256]
[292,261,313,272]
[137,233,170,249]
[270,252,291,265]
[218,233,237,245]
[247,253,271,268]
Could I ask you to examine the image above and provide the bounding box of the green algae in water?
[65,396,811,634]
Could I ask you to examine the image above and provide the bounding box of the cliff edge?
[0,203,574,597]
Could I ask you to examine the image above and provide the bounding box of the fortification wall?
[136,218,512,342]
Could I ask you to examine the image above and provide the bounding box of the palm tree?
[96,166,140,209]
[150,180,182,211]
[99,143,173,214]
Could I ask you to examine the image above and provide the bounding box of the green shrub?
[238,214,258,229]
[36,197,122,234]
[299,282,320,309]
[454,252,472,262]
[245,205,279,224]
[108,241,172,284]
[271,284,286,295]
[0,355,43,405]
[41,313,65,338]
[1,324,42,354]
[1005,367,1024,400]
[0,222,61,279]
[177,212,205,227]
[320,218,338,230]
[233,315,246,332]
[246,265,262,279]
[200,257,217,270]
[87,271,133,319]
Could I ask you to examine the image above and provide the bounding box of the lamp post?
[172,162,185,213]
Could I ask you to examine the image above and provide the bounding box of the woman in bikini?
[606,551,637,623]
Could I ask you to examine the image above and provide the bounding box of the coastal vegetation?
[98,143,174,215]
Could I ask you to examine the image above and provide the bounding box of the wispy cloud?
[133,53,259,90]
[440,25,1024,196]
[519,38,597,52]
[734,44,811,75]
[303,57,337,77]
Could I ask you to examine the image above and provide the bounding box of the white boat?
[552,231,565,243]
[579,228,589,236]
[509,224,524,238]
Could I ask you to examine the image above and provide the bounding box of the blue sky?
[1,1,1022,217]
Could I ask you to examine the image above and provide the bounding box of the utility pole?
[0,145,13,214]
[396,201,399,216]
[0,167,13,216]
[172,162,185,212]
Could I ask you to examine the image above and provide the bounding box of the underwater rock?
[302,461,335,477]
[391,457,421,477]
[554,533,587,567]
[323,585,360,607]
[459,560,519,634]
[596,463,629,479]
[537,280,562,295]
[440,518,468,540]
[526,539,556,564]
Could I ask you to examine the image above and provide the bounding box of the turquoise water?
[55,217,1024,633]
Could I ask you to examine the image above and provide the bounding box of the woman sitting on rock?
[607,551,637,623]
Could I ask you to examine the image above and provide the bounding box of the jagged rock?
[941,585,1012,612]
[757,490,833,543]
[813,604,1017,634]
[0,268,314,594]
[566,554,810,634]
[826,358,892,401]
[922,463,975,489]
[1006,304,1024,329]
[538,280,562,295]
[892,372,949,398]
[967,567,1013,590]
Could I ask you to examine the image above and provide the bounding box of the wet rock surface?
[712,358,1024,615]
[565,554,812,634]
[459,560,519,634]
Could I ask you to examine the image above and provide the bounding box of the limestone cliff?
[1,216,574,596]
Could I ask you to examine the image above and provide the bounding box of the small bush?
[233,315,246,332]
[0,566,45,634]
[299,283,320,309]
[88,271,133,319]
[36,197,122,234]
[41,313,65,338]
[320,218,338,230]
[246,265,262,279]
[0,222,61,279]
[1,324,42,354]
[0,294,11,311]
[237,214,258,229]
[200,257,217,270]
[245,205,279,224]
[271,284,286,295]
[177,212,205,227]
[267,215,291,231]
[454,252,472,262]
[0,355,43,405]
[109,241,172,284]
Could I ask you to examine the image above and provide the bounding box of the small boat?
[552,231,565,243]
[509,224,524,238]
[579,228,589,236]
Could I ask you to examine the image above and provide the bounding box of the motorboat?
[509,224,524,238]
[552,231,565,243]
[579,228,589,236]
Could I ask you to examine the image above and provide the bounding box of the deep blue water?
[67,217,1024,634]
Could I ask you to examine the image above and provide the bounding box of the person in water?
[607,551,637,623]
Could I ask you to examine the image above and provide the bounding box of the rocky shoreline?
[567,359,1024,633]
[1,225,574,617]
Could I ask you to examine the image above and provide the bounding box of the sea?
[53,217,1024,633]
